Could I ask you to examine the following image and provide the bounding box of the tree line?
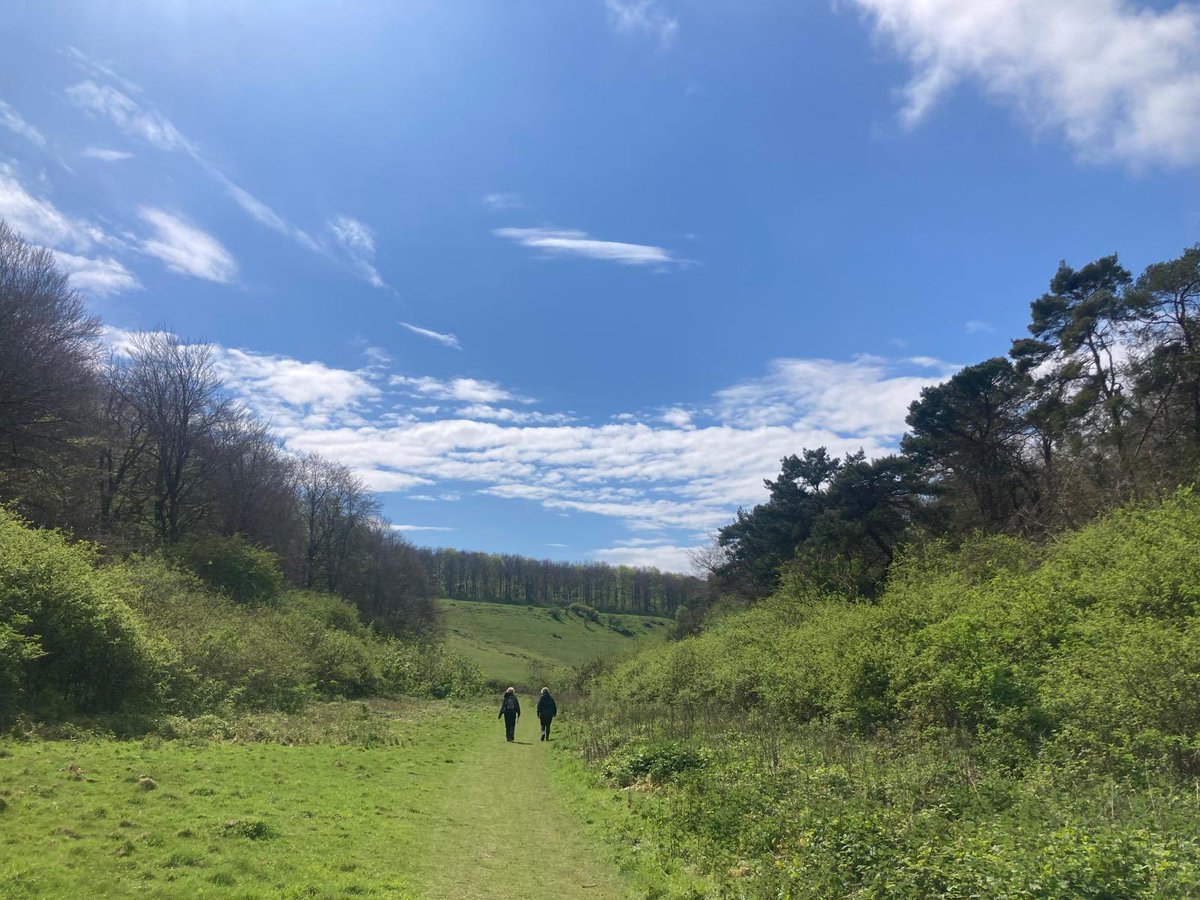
[711,245,1200,600]
[412,547,704,616]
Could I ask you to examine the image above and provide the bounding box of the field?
[0,701,631,899]
[437,599,672,686]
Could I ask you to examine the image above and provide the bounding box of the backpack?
[503,695,518,712]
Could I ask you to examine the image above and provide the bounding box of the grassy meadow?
[0,701,631,899]
[437,598,672,687]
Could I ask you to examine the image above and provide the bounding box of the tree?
[903,358,1038,531]
[1128,246,1200,449]
[0,221,101,524]
[123,332,230,543]
[716,449,842,597]
[1011,255,1137,486]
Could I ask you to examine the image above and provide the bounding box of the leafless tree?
[123,331,231,543]
[0,221,101,522]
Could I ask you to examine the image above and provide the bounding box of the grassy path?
[413,712,628,899]
[0,702,631,899]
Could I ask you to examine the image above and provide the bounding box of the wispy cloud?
[494,226,683,267]
[605,0,679,46]
[400,321,462,350]
[328,215,385,288]
[66,60,326,260]
[67,80,192,152]
[0,99,46,148]
[138,207,237,284]
[388,523,456,533]
[391,375,534,405]
[964,319,995,334]
[483,192,525,211]
[854,0,1200,169]
[53,250,140,297]
[81,146,133,162]
[0,163,107,251]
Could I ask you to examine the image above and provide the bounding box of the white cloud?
[53,250,140,297]
[82,146,133,162]
[0,99,46,148]
[660,406,693,428]
[67,80,193,153]
[591,543,697,573]
[138,207,237,283]
[216,347,380,418]
[457,405,574,425]
[389,523,455,533]
[400,321,462,350]
[134,330,950,540]
[0,163,107,250]
[391,375,534,405]
[483,192,525,211]
[711,355,956,434]
[606,0,679,46]
[854,0,1200,168]
[964,319,995,334]
[328,214,385,288]
[494,227,682,267]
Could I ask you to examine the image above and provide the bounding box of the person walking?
[498,686,520,741]
[536,687,557,741]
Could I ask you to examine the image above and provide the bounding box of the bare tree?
[0,221,101,522]
[296,454,380,591]
[123,332,230,543]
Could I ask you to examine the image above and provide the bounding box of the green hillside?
[438,598,672,687]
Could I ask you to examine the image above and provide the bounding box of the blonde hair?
[504,686,515,695]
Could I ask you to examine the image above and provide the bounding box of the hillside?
[438,598,672,687]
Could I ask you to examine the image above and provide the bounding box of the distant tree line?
[712,246,1200,601]
[0,221,434,635]
[412,547,705,616]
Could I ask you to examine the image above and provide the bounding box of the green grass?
[0,701,631,899]
[438,599,672,687]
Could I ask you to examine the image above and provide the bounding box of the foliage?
[0,508,159,715]
[171,531,284,604]
[569,492,1200,895]
[0,510,481,723]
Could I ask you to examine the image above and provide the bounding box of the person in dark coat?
[498,686,520,741]
[536,687,557,741]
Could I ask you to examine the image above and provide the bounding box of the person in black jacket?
[536,687,557,741]
[498,687,520,741]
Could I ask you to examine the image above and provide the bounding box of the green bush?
[0,509,160,716]
[171,532,284,605]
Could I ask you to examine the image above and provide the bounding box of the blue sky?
[2,0,1198,570]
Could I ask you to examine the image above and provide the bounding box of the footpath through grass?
[439,598,671,687]
[0,701,630,899]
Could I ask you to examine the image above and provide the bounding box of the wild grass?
[0,700,477,898]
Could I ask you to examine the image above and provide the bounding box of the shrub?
[0,508,160,716]
[171,532,284,605]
